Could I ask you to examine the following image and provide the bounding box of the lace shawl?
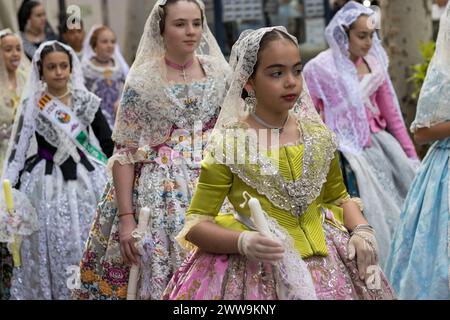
[411,3,450,132]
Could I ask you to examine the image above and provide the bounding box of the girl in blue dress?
[385,4,450,300]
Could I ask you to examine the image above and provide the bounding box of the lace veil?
[81,24,130,76]
[2,41,91,187]
[0,29,29,111]
[111,0,229,149]
[412,2,450,131]
[303,1,404,154]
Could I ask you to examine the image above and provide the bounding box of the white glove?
[348,225,379,282]
[237,231,285,263]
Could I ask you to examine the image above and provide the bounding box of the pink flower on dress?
[155,146,180,169]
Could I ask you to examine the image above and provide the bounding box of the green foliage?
[408,41,436,100]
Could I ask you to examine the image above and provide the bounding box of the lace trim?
[107,147,149,171]
[72,90,101,124]
[412,63,450,133]
[358,56,386,119]
[334,195,365,212]
[4,96,37,186]
[210,116,337,218]
[175,214,215,251]
[82,57,122,74]
[360,55,385,98]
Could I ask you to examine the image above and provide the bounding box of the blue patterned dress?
[385,137,449,299]
[384,52,450,298]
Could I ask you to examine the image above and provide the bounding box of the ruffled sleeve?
[106,145,148,171]
[108,84,155,170]
[111,85,145,149]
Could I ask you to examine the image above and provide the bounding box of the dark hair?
[37,42,72,79]
[61,14,84,34]
[241,29,298,99]
[158,0,204,35]
[17,0,42,32]
[344,13,370,36]
[89,26,113,50]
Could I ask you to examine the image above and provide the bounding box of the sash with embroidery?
[38,94,108,165]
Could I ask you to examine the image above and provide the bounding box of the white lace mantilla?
[209,117,337,218]
[113,55,228,148]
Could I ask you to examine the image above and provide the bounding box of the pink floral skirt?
[162,223,396,300]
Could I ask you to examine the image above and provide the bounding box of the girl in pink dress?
[304,1,418,268]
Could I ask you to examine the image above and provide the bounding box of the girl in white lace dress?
[2,41,113,300]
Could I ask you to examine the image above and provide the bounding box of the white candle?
[127,207,151,300]
[248,198,271,238]
[137,207,151,234]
